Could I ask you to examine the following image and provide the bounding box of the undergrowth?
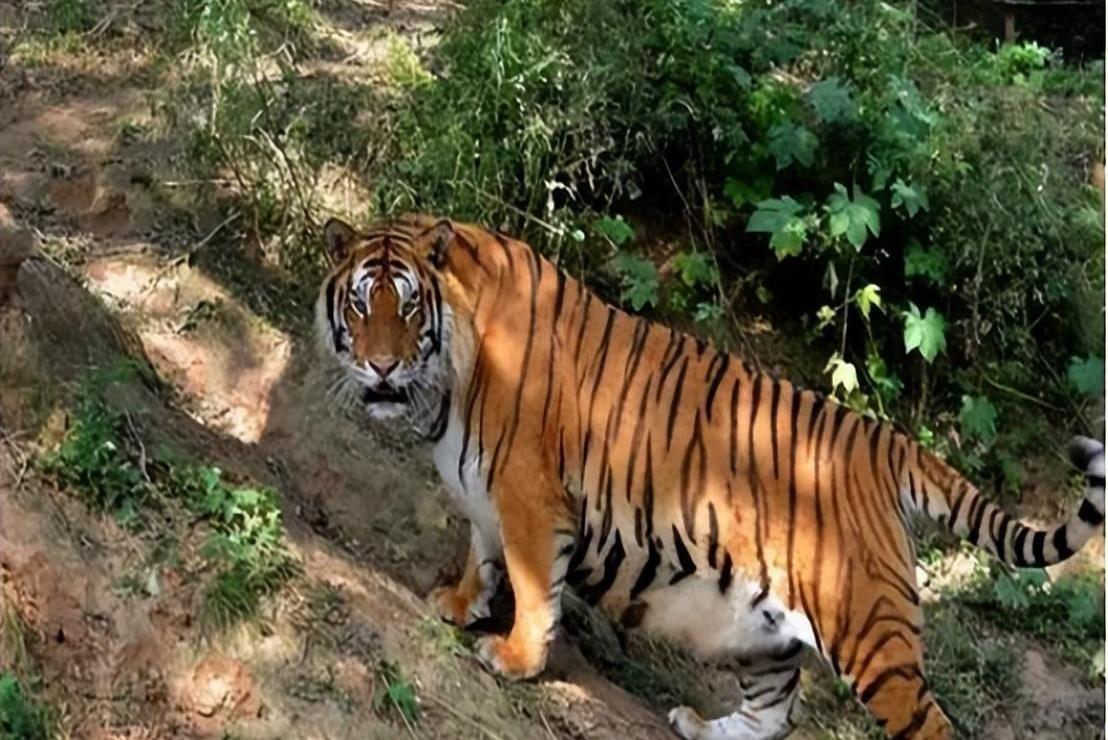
[0,674,54,740]
[43,363,299,628]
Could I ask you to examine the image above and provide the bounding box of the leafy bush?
[42,363,152,526]
[169,466,300,627]
[45,366,298,628]
[378,0,1103,472]
[0,674,53,740]
[958,564,1105,672]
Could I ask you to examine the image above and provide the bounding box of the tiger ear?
[419,219,455,269]
[323,218,358,263]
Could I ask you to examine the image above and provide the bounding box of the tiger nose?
[368,359,399,379]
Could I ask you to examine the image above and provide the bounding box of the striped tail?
[911,436,1105,568]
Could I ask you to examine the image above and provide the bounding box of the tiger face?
[316,218,451,422]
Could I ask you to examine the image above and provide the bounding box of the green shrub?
[0,674,53,740]
[379,0,1103,468]
[42,363,152,526]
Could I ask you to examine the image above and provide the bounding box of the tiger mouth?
[361,385,409,405]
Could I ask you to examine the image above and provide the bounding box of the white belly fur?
[433,411,502,554]
[634,573,817,661]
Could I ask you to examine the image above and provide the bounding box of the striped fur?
[316,216,1105,740]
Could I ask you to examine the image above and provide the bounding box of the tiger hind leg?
[668,641,804,740]
[837,610,953,739]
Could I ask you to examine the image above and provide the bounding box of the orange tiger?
[315,215,1105,739]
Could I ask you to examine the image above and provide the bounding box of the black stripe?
[580,531,625,605]
[705,353,730,422]
[1031,531,1046,564]
[666,357,690,451]
[718,551,733,593]
[670,524,697,584]
[1078,498,1104,525]
[631,539,661,599]
[643,440,655,538]
[1013,527,1030,566]
[708,502,719,569]
[729,378,740,474]
[769,380,782,480]
[1052,525,1074,560]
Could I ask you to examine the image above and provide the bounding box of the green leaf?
[903,241,946,284]
[723,177,771,209]
[594,215,634,246]
[825,183,880,250]
[747,197,809,259]
[853,283,882,320]
[1067,356,1105,398]
[767,122,817,170]
[824,355,859,394]
[902,303,947,363]
[890,178,929,217]
[959,395,998,442]
[808,77,855,124]
[672,252,718,288]
[612,253,659,311]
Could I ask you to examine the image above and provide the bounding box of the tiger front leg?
[431,521,503,626]
[473,467,573,680]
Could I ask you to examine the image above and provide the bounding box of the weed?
[956,563,1104,672]
[47,0,92,34]
[922,600,1024,735]
[42,362,152,527]
[0,673,53,740]
[45,366,297,628]
[169,465,299,628]
[373,660,421,727]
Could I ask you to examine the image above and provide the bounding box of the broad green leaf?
[672,252,718,288]
[808,77,855,124]
[890,178,929,217]
[824,355,859,394]
[612,253,659,311]
[854,283,882,320]
[1067,355,1105,398]
[767,122,817,170]
[903,241,946,284]
[903,303,947,363]
[747,197,809,259]
[594,215,634,246]
[959,395,998,442]
[826,183,880,250]
[723,176,771,209]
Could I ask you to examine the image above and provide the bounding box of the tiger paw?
[668,706,707,740]
[473,634,545,680]
[429,585,470,626]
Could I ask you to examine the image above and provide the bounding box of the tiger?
[314,214,1105,740]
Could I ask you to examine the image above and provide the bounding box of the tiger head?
[315,217,454,423]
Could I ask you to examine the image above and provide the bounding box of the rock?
[0,203,36,306]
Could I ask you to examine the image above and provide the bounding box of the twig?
[465,183,567,237]
[538,709,558,740]
[982,375,1065,412]
[123,411,151,484]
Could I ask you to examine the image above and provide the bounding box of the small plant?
[957,564,1104,671]
[169,465,299,628]
[923,601,1023,735]
[42,363,152,527]
[47,0,92,33]
[46,367,297,629]
[373,661,421,727]
[0,673,54,740]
